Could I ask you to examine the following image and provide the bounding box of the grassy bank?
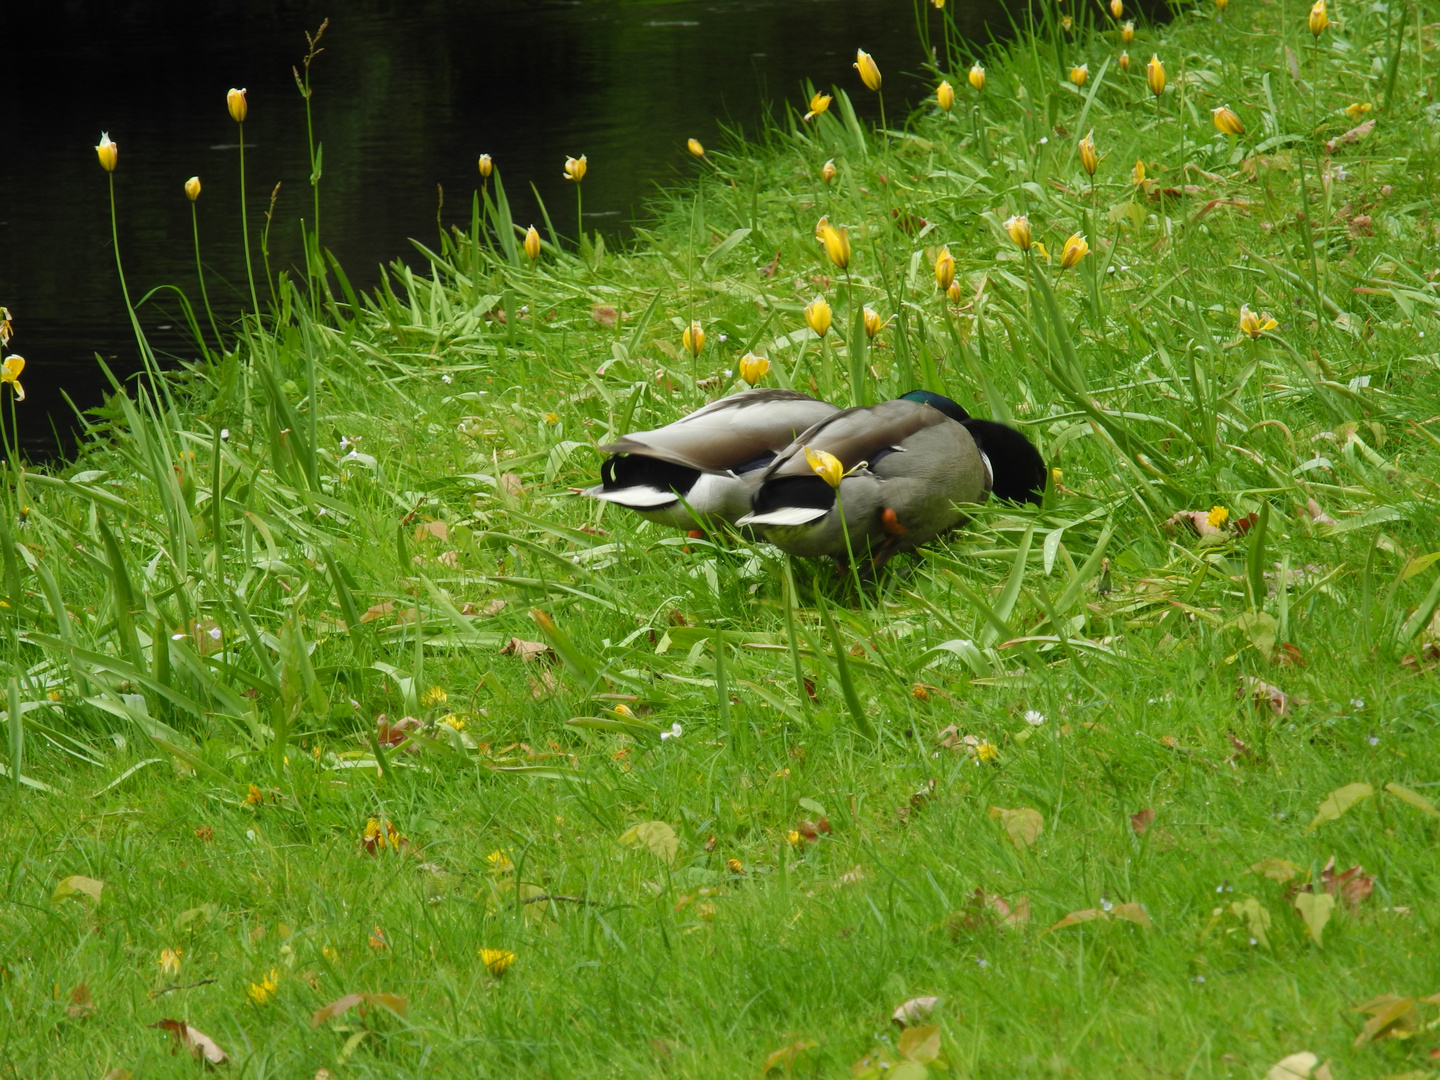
[1,0,1437,1076]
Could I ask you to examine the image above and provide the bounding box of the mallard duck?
[737,390,1044,566]
[584,389,841,530]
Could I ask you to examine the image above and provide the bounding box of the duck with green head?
[738,390,1045,568]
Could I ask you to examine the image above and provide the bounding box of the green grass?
[1,0,1438,1076]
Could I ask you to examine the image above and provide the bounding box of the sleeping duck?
[584,389,841,530]
[737,390,1045,567]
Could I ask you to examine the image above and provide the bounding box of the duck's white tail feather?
[584,484,678,508]
[738,506,828,527]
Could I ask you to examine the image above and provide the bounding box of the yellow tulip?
[1132,158,1147,185]
[804,92,833,121]
[862,307,884,338]
[524,226,541,261]
[1121,20,1135,42]
[1,355,25,401]
[804,446,844,488]
[1079,131,1099,176]
[682,321,705,357]
[185,176,201,201]
[946,279,963,303]
[563,155,587,182]
[95,132,118,172]
[1146,55,1165,97]
[1216,0,1228,9]
[854,50,882,92]
[1118,50,1131,72]
[1343,102,1372,120]
[934,246,955,291]
[478,154,493,178]
[738,353,770,386]
[1070,64,1089,87]
[804,297,832,338]
[1308,0,1327,35]
[227,87,248,123]
[969,63,986,91]
[1002,214,1033,251]
[821,159,838,184]
[687,138,705,158]
[1211,105,1245,136]
[814,215,830,240]
[1061,15,1073,30]
[1239,305,1278,339]
[932,0,945,7]
[1060,234,1090,270]
[1110,0,1123,15]
[819,222,851,270]
[936,80,955,112]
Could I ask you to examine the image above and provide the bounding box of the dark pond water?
[3,0,1012,457]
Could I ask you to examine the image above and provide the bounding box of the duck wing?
[763,399,953,479]
[601,389,838,474]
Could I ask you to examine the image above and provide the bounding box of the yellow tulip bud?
[932,0,945,7]
[1121,20,1135,42]
[738,353,770,386]
[1060,234,1090,270]
[2,354,26,402]
[682,321,705,358]
[1118,50,1131,72]
[854,50,882,92]
[969,63,986,92]
[821,159,838,184]
[1003,214,1032,251]
[1216,0,1228,9]
[185,176,201,201]
[1061,15,1073,30]
[1079,131,1099,176]
[1308,0,1327,35]
[1110,0,1123,16]
[814,215,830,240]
[563,155,587,182]
[862,307,884,338]
[819,222,851,270]
[804,297,832,338]
[227,87,248,123]
[478,154,493,178]
[1132,158,1147,185]
[687,138,705,158]
[946,279,963,303]
[1070,64,1089,87]
[1146,54,1165,97]
[936,80,955,112]
[524,226,541,261]
[804,446,844,489]
[1239,305,1278,340]
[934,246,955,291]
[95,132,118,172]
[1211,105,1245,136]
[804,92,833,121]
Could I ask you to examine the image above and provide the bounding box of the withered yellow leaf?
[896,1023,941,1064]
[1384,782,1439,818]
[988,806,1043,850]
[1044,908,1105,933]
[891,996,938,1027]
[1249,857,1301,883]
[1306,781,1373,832]
[53,875,105,903]
[1294,891,1335,946]
[1229,897,1272,949]
[762,1039,817,1074]
[1267,1051,1322,1080]
[1353,995,1417,1046]
[619,821,679,865]
[1109,902,1152,928]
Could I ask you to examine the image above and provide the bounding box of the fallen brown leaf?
[1352,994,1420,1047]
[891,996,939,1027]
[500,637,552,663]
[312,991,408,1029]
[413,520,447,542]
[1238,675,1289,716]
[67,982,97,1019]
[152,1019,227,1065]
[1130,808,1156,835]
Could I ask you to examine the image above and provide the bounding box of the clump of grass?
[0,0,1436,1076]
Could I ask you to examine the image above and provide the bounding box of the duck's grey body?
[585,389,841,530]
[740,398,994,561]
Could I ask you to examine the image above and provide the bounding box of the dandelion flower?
[1207,506,1229,529]
[1238,304,1277,339]
[487,850,514,872]
[246,784,264,806]
[420,685,448,708]
[158,948,183,976]
[975,741,999,763]
[480,948,516,976]
[246,969,279,1005]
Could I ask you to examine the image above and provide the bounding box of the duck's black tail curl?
[960,419,1046,506]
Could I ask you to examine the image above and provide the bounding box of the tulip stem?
[576,186,584,253]
[190,202,223,354]
[108,174,175,417]
[236,121,261,318]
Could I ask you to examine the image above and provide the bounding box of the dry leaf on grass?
[152,1019,227,1065]
[1307,781,1373,831]
[1250,857,1301,883]
[461,599,507,618]
[618,821,679,866]
[413,521,447,542]
[1163,510,1227,537]
[762,1039,817,1074]
[948,888,1030,935]
[312,991,408,1028]
[1238,675,1290,716]
[891,996,939,1027]
[52,875,105,903]
[1318,857,1374,909]
[1384,781,1439,818]
[896,1024,942,1065]
[67,982,97,1019]
[1046,902,1151,933]
[987,806,1043,850]
[1351,993,1429,1047]
[1130,808,1155,834]
[1267,1051,1331,1080]
[1324,117,1375,153]
[500,637,552,663]
[1294,891,1336,946]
